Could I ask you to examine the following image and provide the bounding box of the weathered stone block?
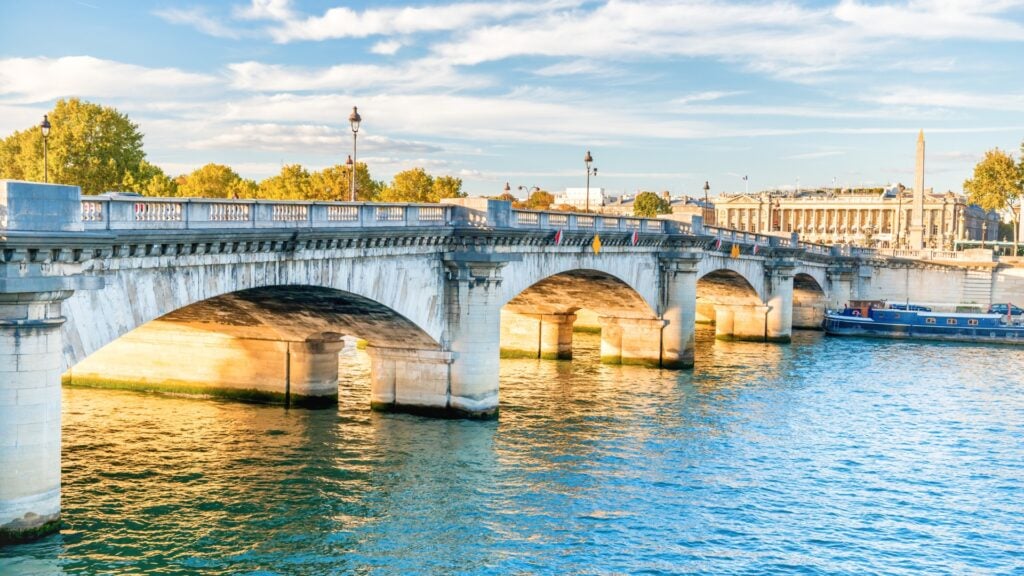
[0,181,82,232]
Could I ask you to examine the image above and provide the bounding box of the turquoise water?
[2,330,1023,575]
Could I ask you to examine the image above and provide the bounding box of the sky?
[1,0,1023,198]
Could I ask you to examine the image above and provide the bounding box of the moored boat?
[824,300,1024,345]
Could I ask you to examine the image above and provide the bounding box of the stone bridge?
[0,179,961,541]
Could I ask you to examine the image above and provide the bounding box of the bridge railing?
[509,209,687,234]
[81,196,454,231]
[703,225,786,248]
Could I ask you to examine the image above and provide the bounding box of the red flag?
[714,238,722,250]
[553,229,563,245]
[631,229,639,246]
[752,244,759,255]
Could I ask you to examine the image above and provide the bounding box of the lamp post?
[504,182,512,198]
[40,115,50,183]
[344,155,354,201]
[518,185,537,199]
[584,150,597,212]
[348,106,361,201]
[703,181,711,226]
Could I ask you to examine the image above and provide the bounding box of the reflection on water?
[2,329,1023,574]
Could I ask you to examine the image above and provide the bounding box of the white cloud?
[834,0,1024,41]
[187,122,445,154]
[153,7,244,39]
[265,1,579,43]
[371,40,404,55]
[785,150,845,160]
[225,59,490,92]
[533,60,615,77]
[234,0,296,21]
[0,56,218,104]
[864,87,1024,111]
[672,91,745,105]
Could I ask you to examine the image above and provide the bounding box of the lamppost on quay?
[345,154,354,200]
[584,150,597,212]
[518,185,537,199]
[40,115,50,183]
[348,106,361,202]
[703,180,711,226]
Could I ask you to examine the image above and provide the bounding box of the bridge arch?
[793,272,828,329]
[499,268,659,363]
[695,268,768,341]
[65,284,445,407]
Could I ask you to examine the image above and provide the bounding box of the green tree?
[964,147,1023,251]
[309,162,381,201]
[380,168,466,203]
[431,175,465,202]
[258,164,313,200]
[520,190,554,210]
[633,191,672,218]
[0,98,146,195]
[175,163,255,198]
[121,160,178,197]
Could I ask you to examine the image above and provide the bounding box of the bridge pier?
[0,292,70,542]
[765,261,797,342]
[367,347,454,414]
[660,254,700,368]
[713,304,770,341]
[499,311,576,360]
[66,320,343,407]
[443,254,514,419]
[827,266,856,310]
[599,317,666,367]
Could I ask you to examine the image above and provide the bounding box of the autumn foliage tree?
[0,98,148,195]
[379,168,466,203]
[175,163,257,198]
[633,191,672,218]
[964,146,1024,250]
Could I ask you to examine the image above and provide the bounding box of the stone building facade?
[713,188,999,248]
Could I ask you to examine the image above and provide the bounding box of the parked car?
[987,303,1024,316]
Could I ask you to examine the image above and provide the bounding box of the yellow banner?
[730,244,740,258]
[592,234,602,254]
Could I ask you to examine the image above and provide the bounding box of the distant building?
[713,131,1000,249]
[714,186,999,249]
[556,187,608,209]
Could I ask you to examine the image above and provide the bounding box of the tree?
[964,147,1023,252]
[175,163,256,198]
[380,168,466,203]
[0,98,146,195]
[121,160,178,197]
[308,162,381,201]
[633,191,672,218]
[520,190,554,210]
[258,164,313,200]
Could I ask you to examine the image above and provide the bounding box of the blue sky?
[2,0,1023,197]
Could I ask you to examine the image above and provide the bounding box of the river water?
[2,329,1023,575]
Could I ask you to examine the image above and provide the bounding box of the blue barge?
[824,300,1024,345]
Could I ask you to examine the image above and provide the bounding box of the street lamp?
[348,106,361,201]
[518,185,537,199]
[345,155,354,201]
[504,182,511,198]
[703,180,711,226]
[40,115,50,183]
[584,150,597,212]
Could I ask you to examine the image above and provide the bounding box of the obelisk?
[908,129,926,249]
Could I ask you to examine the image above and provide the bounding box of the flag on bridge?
[592,234,602,254]
[714,238,723,250]
[554,229,563,245]
[631,229,639,246]
[752,244,759,256]
[730,244,740,258]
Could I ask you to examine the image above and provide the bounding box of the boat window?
[925,317,936,324]
[947,318,957,325]
[968,319,979,326]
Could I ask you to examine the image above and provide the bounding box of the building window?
[947,318,957,325]
[925,317,936,324]
[968,319,979,326]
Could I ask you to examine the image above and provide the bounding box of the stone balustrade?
[76,195,689,236]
